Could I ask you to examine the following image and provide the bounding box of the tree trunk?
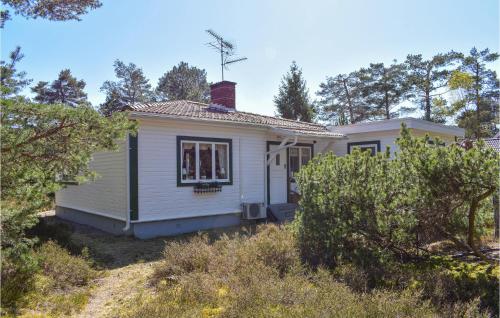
[475,63,481,138]
[468,189,496,261]
[342,79,354,123]
[494,191,499,239]
[424,91,431,121]
[384,90,390,119]
[467,199,478,248]
[424,69,432,121]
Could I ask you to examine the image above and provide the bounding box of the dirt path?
[77,261,158,318]
[41,214,167,318]
[40,214,249,317]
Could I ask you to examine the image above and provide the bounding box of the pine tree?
[1,0,101,22]
[100,60,153,115]
[362,61,410,119]
[156,62,210,103]
[316,71,370,125]
[448,48,499,138]
[32,69,88,107]
[405,51,462,122]
[0,46,31,97]
[274,62,315,122]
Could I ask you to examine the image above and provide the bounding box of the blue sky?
[2,0,499,116]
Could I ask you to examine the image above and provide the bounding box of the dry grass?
[123,224,455,318]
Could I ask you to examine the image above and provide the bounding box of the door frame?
[266,141,314,205]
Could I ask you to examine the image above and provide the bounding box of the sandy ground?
[76,262,157,318]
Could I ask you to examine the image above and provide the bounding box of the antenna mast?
[206,29,247,81]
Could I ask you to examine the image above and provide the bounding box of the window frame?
[347,140,381,156]
[177,136,233,187]
[288,146,312,177]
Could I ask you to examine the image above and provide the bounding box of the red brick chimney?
[210,81,236,109]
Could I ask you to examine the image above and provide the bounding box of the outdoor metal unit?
[241,202,266,220]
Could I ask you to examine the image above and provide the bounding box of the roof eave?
[270,127,346,139]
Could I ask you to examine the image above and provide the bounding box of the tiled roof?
[483,138,500,152]
[127,100,344,137]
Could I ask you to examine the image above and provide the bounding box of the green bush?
[295,125,498,269]
[0,243,39,313]
[295,146,415,267]
[418,257,499,315]
[36,241,98,289]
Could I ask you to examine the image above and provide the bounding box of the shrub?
[295,146,415,268]
[124,225,463,318]
[27,217,74,248]
[0,243,39,313]
[417,257,499,315]
[332,256,499,316]
[295,125,499,269]
[36,241,98,289]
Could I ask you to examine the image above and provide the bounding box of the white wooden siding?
[331,129,457,157]
[55,140,128,220]
[136,119,266,222]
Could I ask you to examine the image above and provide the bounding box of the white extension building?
[55,81,464,238]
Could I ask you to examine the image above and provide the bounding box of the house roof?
[126,100,344,138]
[328,117,465,137]
[483,138,500,152]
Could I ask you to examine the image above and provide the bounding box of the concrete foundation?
[55,206,242,239]
[132,213,241,239]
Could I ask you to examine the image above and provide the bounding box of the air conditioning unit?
[241,202,266,220]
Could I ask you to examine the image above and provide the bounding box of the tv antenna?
[206,29,247,81]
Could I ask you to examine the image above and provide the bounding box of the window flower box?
[193,182,222,194]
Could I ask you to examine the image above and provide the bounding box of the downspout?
[123,134,131,232]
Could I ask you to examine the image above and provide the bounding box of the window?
[289,146,312,177]
[177,136,232,186]
[347,141,381,156]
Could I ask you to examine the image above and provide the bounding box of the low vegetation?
[121,224,496,318]
[1,219,99,317]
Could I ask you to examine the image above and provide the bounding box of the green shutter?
[129,134,139,221]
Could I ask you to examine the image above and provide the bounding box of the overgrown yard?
[8,213,499,318]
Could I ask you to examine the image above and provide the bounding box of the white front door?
[269,144,287,204]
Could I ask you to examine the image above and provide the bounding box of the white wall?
[55,140,128,221]
[136,119,266,222]
[330,129,458,157]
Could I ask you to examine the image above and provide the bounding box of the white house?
[55,81,464,238]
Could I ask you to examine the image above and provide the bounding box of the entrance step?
[267,203,298,223]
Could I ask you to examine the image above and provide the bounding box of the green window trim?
[129,134,139,221]
[347,140,381,156]
[176,136,233,187]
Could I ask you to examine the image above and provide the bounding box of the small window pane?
[301,148,311,166]
[182,143,196,180]
[275,153,280,166]
[215,144,228,180]
[199,143,212,180]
